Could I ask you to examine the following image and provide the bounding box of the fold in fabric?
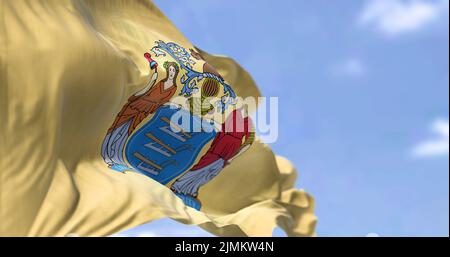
[0,0,316,236]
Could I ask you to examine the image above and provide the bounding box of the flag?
[0,0,316,236]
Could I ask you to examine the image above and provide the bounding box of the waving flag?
[0,0,316,236]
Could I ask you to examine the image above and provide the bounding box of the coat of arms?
[101,41,254,210]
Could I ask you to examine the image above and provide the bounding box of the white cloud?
[359,0,449,36]
[110,225,212,237]
[413,118,449,158]
[110,231,161,237]
[366,232,380,237]
[109,218,215,237]
[109,233,126,237]
[135,232,161,237]
[331,58,366,77]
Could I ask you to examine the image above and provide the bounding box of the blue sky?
[118,0,449,237]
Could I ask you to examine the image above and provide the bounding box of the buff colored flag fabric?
[0,0,316,236]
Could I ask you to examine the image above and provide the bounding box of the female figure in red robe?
[101,53,180,167]
[171,108,254,199]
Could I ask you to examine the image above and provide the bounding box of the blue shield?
[124,106,217,185]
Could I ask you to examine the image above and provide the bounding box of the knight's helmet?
[189,77,220,115]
